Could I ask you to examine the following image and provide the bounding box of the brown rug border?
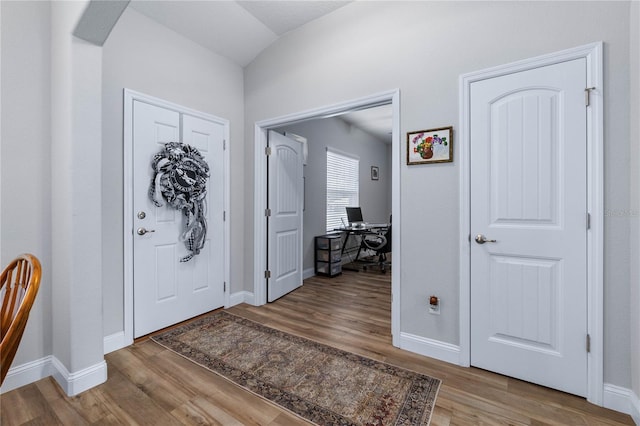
[151,310,441,425]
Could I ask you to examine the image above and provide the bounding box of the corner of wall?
[630,392,640,425]
[603,384,640,423]
[0,354,107,397]
[51,356,107,397]
[103,331,129,355]
[630,0,640,409]
[632,389,640,425]
[229,291,255,307]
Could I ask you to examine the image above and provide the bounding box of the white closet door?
[470,58,588,396]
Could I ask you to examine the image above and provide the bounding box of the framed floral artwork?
[407,126,453,165]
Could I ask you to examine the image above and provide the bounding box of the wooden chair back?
[0,254,41,385]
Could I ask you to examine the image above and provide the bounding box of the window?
[326,148,359,232]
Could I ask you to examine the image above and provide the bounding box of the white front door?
[470,58,588,396]
[133,101,225,337]
[267,130,303,302]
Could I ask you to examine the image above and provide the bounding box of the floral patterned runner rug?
[152,311,441,425]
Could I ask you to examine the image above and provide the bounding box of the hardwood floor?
[1,270,634,425]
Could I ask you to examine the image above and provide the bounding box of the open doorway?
[273,103,392,280]
[252,90,401,345]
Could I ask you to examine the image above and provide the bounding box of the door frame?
[458,43,604,404]
[122,89,231,347]
[252,89,401,344]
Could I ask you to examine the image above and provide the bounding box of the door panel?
[133,102,225,337]
[470,58,588,396]
[267,131,303,302]
[183,114,225,303]
[488,255,559,352]
[491,90,560,225]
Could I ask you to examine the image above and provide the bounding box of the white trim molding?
[0,356,53,394]
[303,267,315,280]
[0,355,107,397]
[51,357,107,397]
[253,90,401,345]
[399,333,461,366]
[459,42,604,404]
[603,384,640,423]
[103,331,127,355]
[632,389,640,425]
[122,89,231,348]
[229,291,254,307]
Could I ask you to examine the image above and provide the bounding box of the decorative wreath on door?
[148,142,210,262]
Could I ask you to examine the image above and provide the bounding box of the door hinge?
[586,212,591,230]
[223,140,226,150]
[265,208,271,217]
[585,87,596,107]
[265,146,272,156]
[223,211,226,221]
[265,270,271,279]
[586,334,591,353]
[223,282,226,292]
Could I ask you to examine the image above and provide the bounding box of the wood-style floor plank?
[0,270,634,425]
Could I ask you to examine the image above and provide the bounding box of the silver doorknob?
[137,227,155,236]
[475,234,497,244]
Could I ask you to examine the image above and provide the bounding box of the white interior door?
[267,130,303,302]
[133,101,225,337]
[470,58,588,396]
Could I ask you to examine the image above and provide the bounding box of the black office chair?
[360,224,391,273]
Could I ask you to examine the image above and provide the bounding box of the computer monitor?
[346,207,364,225]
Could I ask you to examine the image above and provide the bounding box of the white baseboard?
[631,388,640,425]
[102,292,256,355]
[303,267,315,280]
[603,384,640,423]
[397,334,639,421]
[1,355,107,397]
[0,355,53,394]
[229,291,254,307]
[2,348,637,421]
[104,331,129,354]
[399,332,461,365]
[51,356,107,397]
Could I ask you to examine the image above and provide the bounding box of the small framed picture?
[371,166,379,180]
[407,126,453,165]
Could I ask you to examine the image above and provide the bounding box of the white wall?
[630,0,640,413]
[244,1,633,387]
[275,118,392,271]
[101,7,245,336]
[0,0,52,367]
[1,0,636,403]
[50,0,106,387]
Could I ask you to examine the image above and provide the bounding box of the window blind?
[326,148,359,232]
